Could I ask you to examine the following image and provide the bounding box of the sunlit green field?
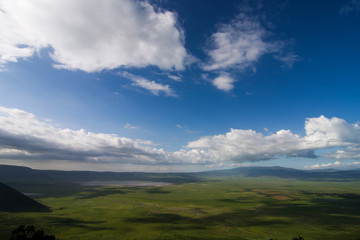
[1,177,360,240]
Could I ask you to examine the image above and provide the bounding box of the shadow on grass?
[123,188,360,234]
[217,192,360,228]
[44,216,113,230]
[157,224,207,231]
[77,187,135,199]
[126,213,191,224]
[146,187,171,194]
[125,210,290,230]
[218,198,249,204]
[77,186,171,199]
[300,191,360,200]
[158,233,242,240]
[198,210,290,228]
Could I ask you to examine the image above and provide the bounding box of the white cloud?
[339,0,360,15]
[120,72,177,97]
[203,13,279,71]
[124,123,139,130]
[212,73,235,92]
[274,53,301,68]
[304,115,360,148]
[325,147,360,160]
[1,107,360,170]
[167,74,182,82]
[0,0,188,72]
[176,124,199,134]
[184,128,315,163]
[181,115,360,163]
[0,107,169,164]
[305,161,360,170]
[202,12,299,92]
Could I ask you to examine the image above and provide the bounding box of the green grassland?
[1,177,360,240]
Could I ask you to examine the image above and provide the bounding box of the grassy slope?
[1,177,360,240]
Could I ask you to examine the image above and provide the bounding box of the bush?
[9,225,57,240]
[292,236,304,240]
[268,236,304,240]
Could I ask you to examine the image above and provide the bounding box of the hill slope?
[0,182,51,212]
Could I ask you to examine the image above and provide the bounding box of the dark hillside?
[0,182,51,212]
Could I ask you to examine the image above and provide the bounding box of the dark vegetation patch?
[9,225,57,240]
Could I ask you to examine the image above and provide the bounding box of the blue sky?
[0,0,359,172]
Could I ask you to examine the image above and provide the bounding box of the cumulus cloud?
[185,128,316,163]
[120,72,177,97]
[203,13,280,71]
[0,107,170,164]
[212,73,236,92]
[304,115,360,148]
[0,0,188,72]
[1,107,360,169]
[182,115,360,163]
[325,147,360,160]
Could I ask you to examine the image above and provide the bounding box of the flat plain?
[1,174,360,240]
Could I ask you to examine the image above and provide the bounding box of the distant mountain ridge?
[0,164,199,185]
[0,164,359,186]
[197,166,360,179]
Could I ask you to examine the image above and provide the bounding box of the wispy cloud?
[0,0,188,72]
[120,72,177,97]
[124,123,139,130]
[167,74,182,82]
[176,124,199,134]
[202,10,299,92]
[274,52,301,68]
[203,13,280,71]
[339,0,360,15]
